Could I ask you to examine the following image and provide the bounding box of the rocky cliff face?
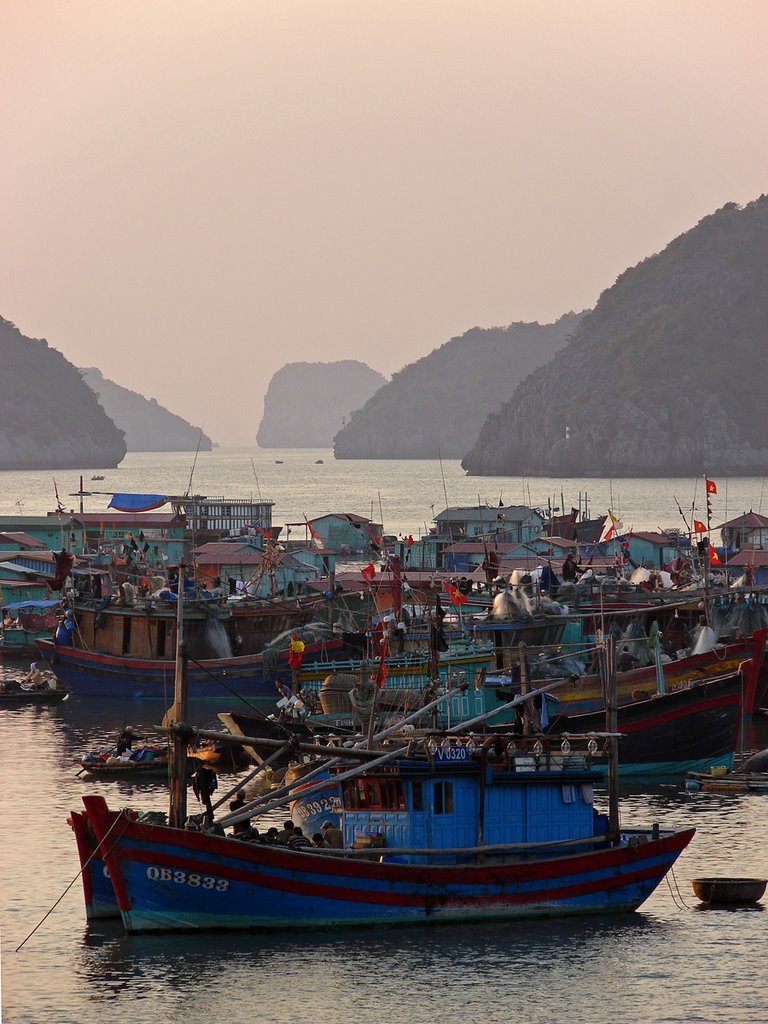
[333,314,584,459]
[80,368,213,452]
[462,197,768,477]
[257,361,387,448]
[0,318,126,470]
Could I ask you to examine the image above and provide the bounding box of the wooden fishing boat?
[79,743,694,933]
[0,685,69,706]
[35,591,324,701]
[685,770,768,794]
[549,671,744,776]
[70,569,695,934]
[76,746,169,777]
[487,628,768,718]
[68,809,121,919]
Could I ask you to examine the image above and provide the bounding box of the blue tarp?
[2,600,61,611]
[108,494,168,513]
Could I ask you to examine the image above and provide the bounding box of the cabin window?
[434,781,454,815]
[365,781,380,806]
[122,615,132,655]
[156,620,167,658]
[411,781,424,811]
[342,778,405,811]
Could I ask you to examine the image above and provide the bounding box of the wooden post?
[519,641,529,736]
[167,561,188,829]
[605,633,620,844]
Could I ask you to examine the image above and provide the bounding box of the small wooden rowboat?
[0,686,69,706]
[691,877,767,905]
[76,747,169,778]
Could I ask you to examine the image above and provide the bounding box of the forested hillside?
[0,318,126,469]
[463,197,768,477]
[333,314,584,459]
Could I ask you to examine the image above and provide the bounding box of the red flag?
[443,581,468,605]
[375,639,389,688]
[407,535,414,547]
[709,545,722,566]
[304,516,323,549]
[693,520,707,534]
[361,563,376,583]
[705,478,717,495]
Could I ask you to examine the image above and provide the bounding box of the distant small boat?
[315,459,324,464]
[275,460,284,464]
[91,475,105,481]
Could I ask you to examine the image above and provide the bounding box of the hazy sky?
[1,1,766,445]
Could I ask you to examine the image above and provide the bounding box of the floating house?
[717,512,768,554]
[69,512,187,566]
[193,541,320,597]
[299,514,383,554]
[622,531,686,570]
[0,515,75,550]
[434,505,544,545]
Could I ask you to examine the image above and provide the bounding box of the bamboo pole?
[210,740,293,813]
[167,563,187,829]
[238,743,411,823]
[605,634,620,844]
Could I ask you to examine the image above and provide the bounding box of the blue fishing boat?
[78,728,694,933]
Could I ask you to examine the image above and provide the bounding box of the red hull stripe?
[119,844,675,908]
[618,694,739,734]
[117,827,696,892]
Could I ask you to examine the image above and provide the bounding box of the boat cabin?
[337,747,604,862]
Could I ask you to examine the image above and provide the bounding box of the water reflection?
[4,678,768,1023]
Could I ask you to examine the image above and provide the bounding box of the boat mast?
[605,632,620,844]
[167,560,188,828]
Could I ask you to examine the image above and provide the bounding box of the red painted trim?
[68,811,95,906]
[617,692,740,734]
[85,796,694,889]
[112,842,681,909]
[82,796,134,911]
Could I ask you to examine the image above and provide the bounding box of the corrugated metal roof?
[443,542,522,554]
[627,531,672,545]
[435,505,538,523]
[725,551,768,566]
[73,513,184,526]
[0,532,47,548]
[716,512,768,530]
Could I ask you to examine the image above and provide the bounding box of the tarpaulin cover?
[108,494,168,513]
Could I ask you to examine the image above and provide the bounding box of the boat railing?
[425,730,608,761]
[302,833,613,861]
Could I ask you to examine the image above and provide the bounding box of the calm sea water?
[2,445,767,534]
[2,450,768,1023]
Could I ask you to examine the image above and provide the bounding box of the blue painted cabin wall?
[343,772,601,857]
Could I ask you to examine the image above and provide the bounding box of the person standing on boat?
[617,646,639,672]
[116,725,144,755]
[229,790,251,836]
[321,820,343,849]
[54,609,75,646]
[561,554,578,583]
